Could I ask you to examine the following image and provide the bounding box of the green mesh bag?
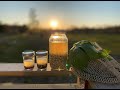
[68,40,120,84]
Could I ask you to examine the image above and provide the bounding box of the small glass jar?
[22,50,35,70]
[49,32,68,71]
[36,50,48,70]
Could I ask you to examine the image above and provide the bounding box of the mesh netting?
[72,59,120,84]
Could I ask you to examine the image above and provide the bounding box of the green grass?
[67,33,120,55]
[0,32,120,63]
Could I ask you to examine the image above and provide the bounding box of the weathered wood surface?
[0,63,72,77]
[1,63,120,89]
[88,81,120,89]
[0,83,84,89]
[0,63,85,89]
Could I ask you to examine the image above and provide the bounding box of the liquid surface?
[36,57,48,65]
[24,59,34,69]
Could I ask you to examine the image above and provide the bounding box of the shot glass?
[36,50,48,70]
[22,50,35,70]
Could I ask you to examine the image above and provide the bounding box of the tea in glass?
[22,50,35,70]
[36,50,48,70]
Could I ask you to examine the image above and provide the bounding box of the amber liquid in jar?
[49,33,68,71]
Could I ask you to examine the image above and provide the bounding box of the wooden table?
[0,63,72,77]
[0,63,85,89]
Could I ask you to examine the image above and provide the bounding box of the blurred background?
[0,1,120,63]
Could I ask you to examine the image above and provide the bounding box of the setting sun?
[50,20,58,29]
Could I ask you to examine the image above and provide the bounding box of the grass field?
[0,32,120,63]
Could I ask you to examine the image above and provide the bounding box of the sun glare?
[50,20,58,29]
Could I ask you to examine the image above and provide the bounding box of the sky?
[0,1,120,29]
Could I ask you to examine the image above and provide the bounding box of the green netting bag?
[68,40,120,84]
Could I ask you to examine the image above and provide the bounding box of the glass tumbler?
[22,50,35,70]
[36,50,48,70]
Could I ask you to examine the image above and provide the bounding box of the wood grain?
[0,63,72,77]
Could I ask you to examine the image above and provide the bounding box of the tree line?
[0,24,120,34]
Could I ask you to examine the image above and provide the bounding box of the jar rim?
[36,50,48,55]
[22,50,35,55]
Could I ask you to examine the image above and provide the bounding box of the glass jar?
[49,32,68,71]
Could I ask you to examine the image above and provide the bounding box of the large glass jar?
[49,32,68,71]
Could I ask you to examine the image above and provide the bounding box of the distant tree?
[69,25,78,30]
[0,21,2,25]
[28,8,39,30]
[0,21,4,33]
[19,25,28,33]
